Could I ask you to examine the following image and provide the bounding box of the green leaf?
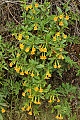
[36,64,44,68]
[57,7,62,14]
[0,114,3,120]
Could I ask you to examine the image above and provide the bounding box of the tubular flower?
[59,21,63,26]
[28,5,32,9]
[1,108,5,113]
[26,106,31,111]
[27,89,31,93]
[45,71,51,79]
[31,71,34,77]
[14,66,20,73]
[65,15,69,20]
[55,114,63,119]
[54,61,57,68]
[20,71,24,75]
[25,71,28,75]
[58,54,64,60]
[48,96,52,103]
[9,62,13,67]
[22,92,25,97]
[34,97,37,104]
[31,46,36,55]
[39,87,43,93]
[53,36,56,41]
[35,3,39,8]
[59,14,63,19]
[25,47,30,52]
[56,32,60,37]
[21,107,25,111]
[26,6,29,11]
[34,87,39,92]
[54,16,58,22]
[19,43,24,49]
[28,111,32,115]
[63,33,67,39]
[37,97,41,104]
[18,34,22,40]
[40,54,46,60]
[57,98,60,102]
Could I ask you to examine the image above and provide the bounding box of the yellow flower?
[14,66,20,73]
[20,71,24,75]
[53,36,56,41]
[57,98,60,102]
[58,54,64,60]
[25,47,30,52]
[54,16,58,22]
[28,5,32,9]
[65,15,69,20]
[59,14,63,19]
[55,115,59,119]
[21,107,25,111]
[40,55,46,60]
[43,47,47,52]
[19,43,24,49]
[46,71,51,78]
[54,61,57,68]
[26,6,29,11]
[34,87,39,91]
[28,111,32,115]
[56,114,63,119]
[59,21,63,26]
[1,108,5,113]
[31,72,34,77]
[57,64,61,68]
[31,51,35,55]
[22,92,25,97]
[34,25,38,30]
[28,95,33,98]
[18,34,22,40]
[56,32,60,37]
[63,34,67,39]
[39,87,43,93]
[27,89,31,93]
[26,106,31,111]
[9,62,13,67]
[16,53,20,57]
[35,3,39,8]
[59,48,63,51]
[32,46,36,52]
[25,71,28,75]
[48,96,52,103]
[22,82,26,86]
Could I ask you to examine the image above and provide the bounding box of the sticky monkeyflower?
[53,36,56,41]
[45,71,51,79]
[20,71,24,75]
[56,32,60,37]
[17,34,22,40]
[65,15,69,20]
[28,4,32,9]
[22,82,26,86]
[40,54,47,60]
[34,87,39,92]
[25,70,28,75]
[14,66,20,73]
[57,98,60,102]
[48,96,52,103]
[57,63,61,68]
[22,92,26,97]
[21,107,25,111]
[59,21,63,26]
[55,114,63,119]
[54,16,58,22]
[26,6,29,11]
[28,110,32,115]
[59,14,64,19]
[36,97,41,105]
[19,43,24,49]
[58,54,64,60]
[35,3,39,8]
[54,61,57,68]
[1,108,6,113]
[31,46,36,55]
[31,71,34,77]
[34,25,38,30]
[63,33,67,39]
[9,62,13,67]
[39,86,43,93]
[25,47,30,52]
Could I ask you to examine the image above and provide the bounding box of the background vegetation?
[0,0,80,120]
